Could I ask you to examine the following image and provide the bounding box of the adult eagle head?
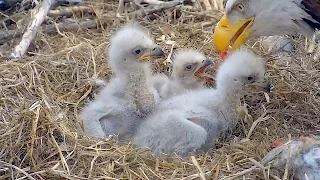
[213,0,320,54]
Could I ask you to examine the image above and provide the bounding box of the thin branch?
[0,160,36,180]
[221,166,258,180]
[132,0,184,17]
[142,0,165,5]
[47,5,93,18]
[116,0,125,17]
[191,156,207,180]
[10,0,56,59]
[1,19,99,44]
[202,0,212,10]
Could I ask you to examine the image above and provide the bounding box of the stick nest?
[0,0,319,179]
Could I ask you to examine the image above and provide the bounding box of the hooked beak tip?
[193,58,214,81]
[153,47,165,56]
[203,59,213,66]
[137,47,165,62]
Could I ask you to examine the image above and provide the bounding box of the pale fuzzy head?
[108,23,164,75]
[171,49,213,88]
[216,47,270,93]
[224,0,313,37]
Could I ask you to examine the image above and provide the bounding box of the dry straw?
[0,0,319,179]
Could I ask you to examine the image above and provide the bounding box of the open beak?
[213,15,254,55]
[138,46,165,62]
[194,59,215,81]
[249,79,271,93]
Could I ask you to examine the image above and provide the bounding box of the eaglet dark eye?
[247,76,253,81]
[134,49,141,55]
[186,65,193,70]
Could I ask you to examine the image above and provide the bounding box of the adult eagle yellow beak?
[212,0,319,54]
[213,15,254,53]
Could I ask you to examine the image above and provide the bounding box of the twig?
[271,175,282,180]
[134,0,165,5]
[50,133,70,175]
[10,0,56,59]
[190,156,207,180]
[248,158,268,180]
[182,172,212,180]
[30,106,41,170]
[0,30,24,42]
[116,0,125,17]
[246,115,270,139]
[220,165,258,180]
[47,5,93,18]
[0,11,27,29]
[246,105,269,139]
[132,0,184,17]
[202,0,212,10]
[0,160,36,180]
[211,0,218,9]
[142,0,165,5]
[88,156,98,179]
[15,170,47,180]
[45,19,99,33]
[180,9,222,20]
[1,3,91,28]
[210,0,224,10]
[165,40,175,65]
[0,19,99,43]
[307,33,317,53]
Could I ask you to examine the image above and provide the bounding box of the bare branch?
[9,0,56,59]
[132,0,184,16]
[47,5,93,18]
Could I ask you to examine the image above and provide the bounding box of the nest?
[0,0,319,179]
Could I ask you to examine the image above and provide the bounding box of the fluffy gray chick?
[133,47,271,156]
[79,23,164,139]
[151,49,214,102]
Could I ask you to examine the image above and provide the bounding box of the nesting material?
[1,1,320,179]
[133,47,270,156]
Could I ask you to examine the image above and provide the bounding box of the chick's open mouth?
[194,62,215,81]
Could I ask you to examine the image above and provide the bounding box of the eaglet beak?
[138,46,165,62]
[194,59,215,81]
[249,79,271,93]
[213,15,254,56]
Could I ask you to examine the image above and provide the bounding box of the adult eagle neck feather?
[302,0,320,29]
[213,0,320,54]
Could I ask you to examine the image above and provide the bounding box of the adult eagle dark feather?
[213,0,320,53]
